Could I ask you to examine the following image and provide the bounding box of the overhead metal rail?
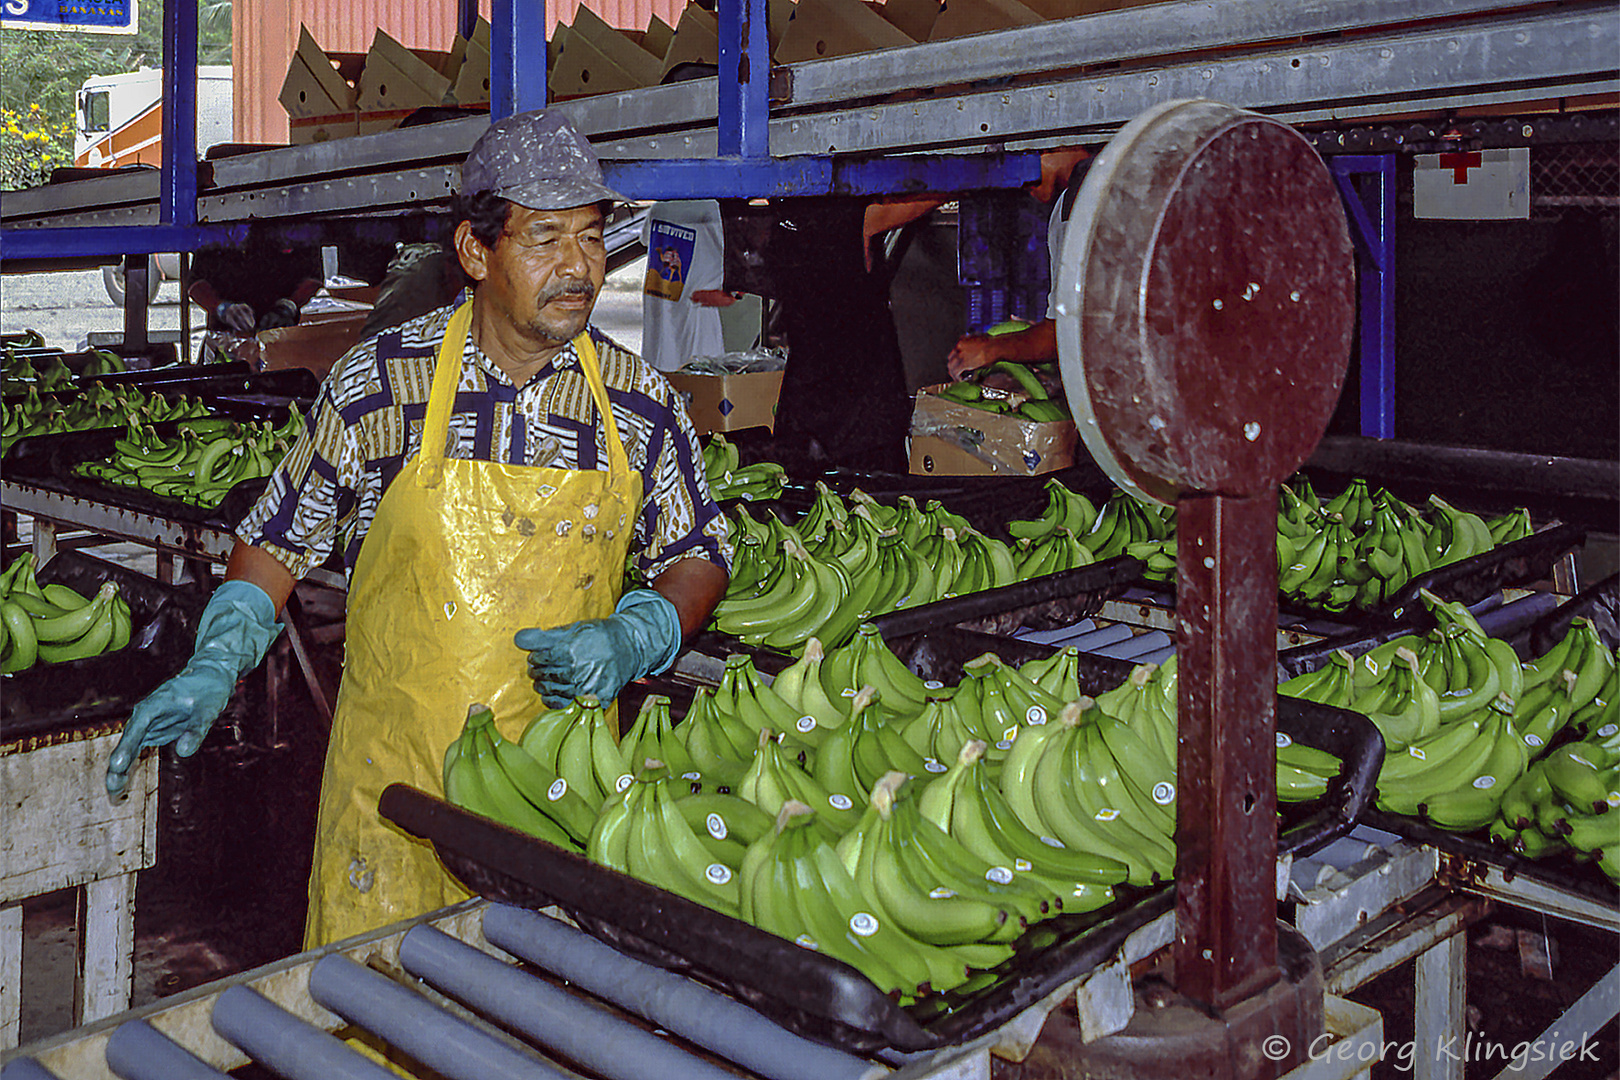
[2,0,1615,244]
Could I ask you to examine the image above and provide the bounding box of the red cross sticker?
[1437,151,1484,184]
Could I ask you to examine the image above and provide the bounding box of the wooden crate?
[2,730,158,1048]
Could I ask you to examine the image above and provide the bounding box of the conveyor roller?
[482,904,888,1080]
[305,954,573,1080]
[398,924,742,1080]
[105,1019,230,1080]
[210,985,397,1080]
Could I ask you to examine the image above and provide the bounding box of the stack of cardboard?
[280,0,1176,141]
[280,22,492,146]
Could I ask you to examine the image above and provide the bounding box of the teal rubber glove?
[106,580,283,797]
[514,589,683,708]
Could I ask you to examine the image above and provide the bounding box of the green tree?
[1,1,231,189]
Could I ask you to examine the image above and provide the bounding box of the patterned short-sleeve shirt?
[237,303,732,585]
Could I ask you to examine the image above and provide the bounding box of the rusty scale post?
[1174,492,1281,1008]
[1054,99,1356,1071]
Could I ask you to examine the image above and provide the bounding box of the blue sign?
[1,0,137,33]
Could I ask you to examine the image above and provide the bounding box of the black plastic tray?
[381,783,1169,1056]
[1141,521,1587,642]
[384,626,1380,1055]
[1361,809,1619,907]
[1277,559,1612,681]
[867,556,1143,639]
[1276,583,1619,901]
[1,549,208,742]
[884,625,1384,860]
[3,413,290,528]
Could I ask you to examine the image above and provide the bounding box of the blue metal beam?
[717,0,771,159]
[161,0,199,227]
[457,0,480,43]
[1330,154,1397,440]
[490,0,547,120]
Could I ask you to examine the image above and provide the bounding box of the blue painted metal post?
[490,0,548,120]
[717,0,771,159]
[1330,155,1396,439]
[457,0,481,44]
[161,0,199,227]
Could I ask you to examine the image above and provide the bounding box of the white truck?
[75,66,234,304]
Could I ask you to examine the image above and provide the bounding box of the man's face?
[465,203,607,347]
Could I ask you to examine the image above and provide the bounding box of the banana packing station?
[2,1,1619,1078]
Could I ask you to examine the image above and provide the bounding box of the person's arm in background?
[189,276,256,334]
[862,195,947,273]
[947,319,1058,379]
[688,289,737,308]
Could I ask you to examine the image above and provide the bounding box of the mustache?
[540,282,596,303]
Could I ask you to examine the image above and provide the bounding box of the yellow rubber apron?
[304,301,641,948]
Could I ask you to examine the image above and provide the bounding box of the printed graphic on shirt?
[645,221,697,302]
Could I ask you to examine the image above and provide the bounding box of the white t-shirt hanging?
[642,200,727,372]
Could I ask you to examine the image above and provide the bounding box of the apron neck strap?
[420,300,632,486]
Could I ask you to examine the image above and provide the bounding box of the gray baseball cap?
[461,110,624,210]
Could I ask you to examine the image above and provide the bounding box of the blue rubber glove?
[105,580,283,797]
[514,589,683,708]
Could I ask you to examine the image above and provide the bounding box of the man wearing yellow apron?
[104,111,732,948]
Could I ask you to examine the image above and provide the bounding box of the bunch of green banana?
[1486,507,1534,546]
[1008,479,1099,543]
[513,695,632,812]
[702,434,787,501]
[621,694,704,780]
[736,729,861,831]
[80,349,129,378]
[1125,538,1177,582]
[711,652,822,751]
[589,767,748,918]
[0,553,134,672]
[709,537,850,648]
[738,799,992,1000]
[442,703,597,850]
[931,360,1070,423]
[1089,659,1181,775]
[918,739,1126,909]
[839,772,1064,952]
[677,684,765,785]
[1508,618,1615,751]
[1070,489,1173,562]
[898,691,997,775]
[817,624,938,717]
[996,700,1175,887]
[75,413,301,509]
[767,637,857,735]
[1489,725,1620,882]
[590,773,772,878]
[1014,526,1097,579]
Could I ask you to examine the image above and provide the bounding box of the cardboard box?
[665,369,784,435]
[775,0,915,63]
[258,313,370,382]
[908,385,1077,475]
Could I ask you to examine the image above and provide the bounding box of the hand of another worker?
[946,334,1000,380]
[257,297,302,331]
[514,589,683,708]
[215,301,258,335]
[105,580,284,797]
